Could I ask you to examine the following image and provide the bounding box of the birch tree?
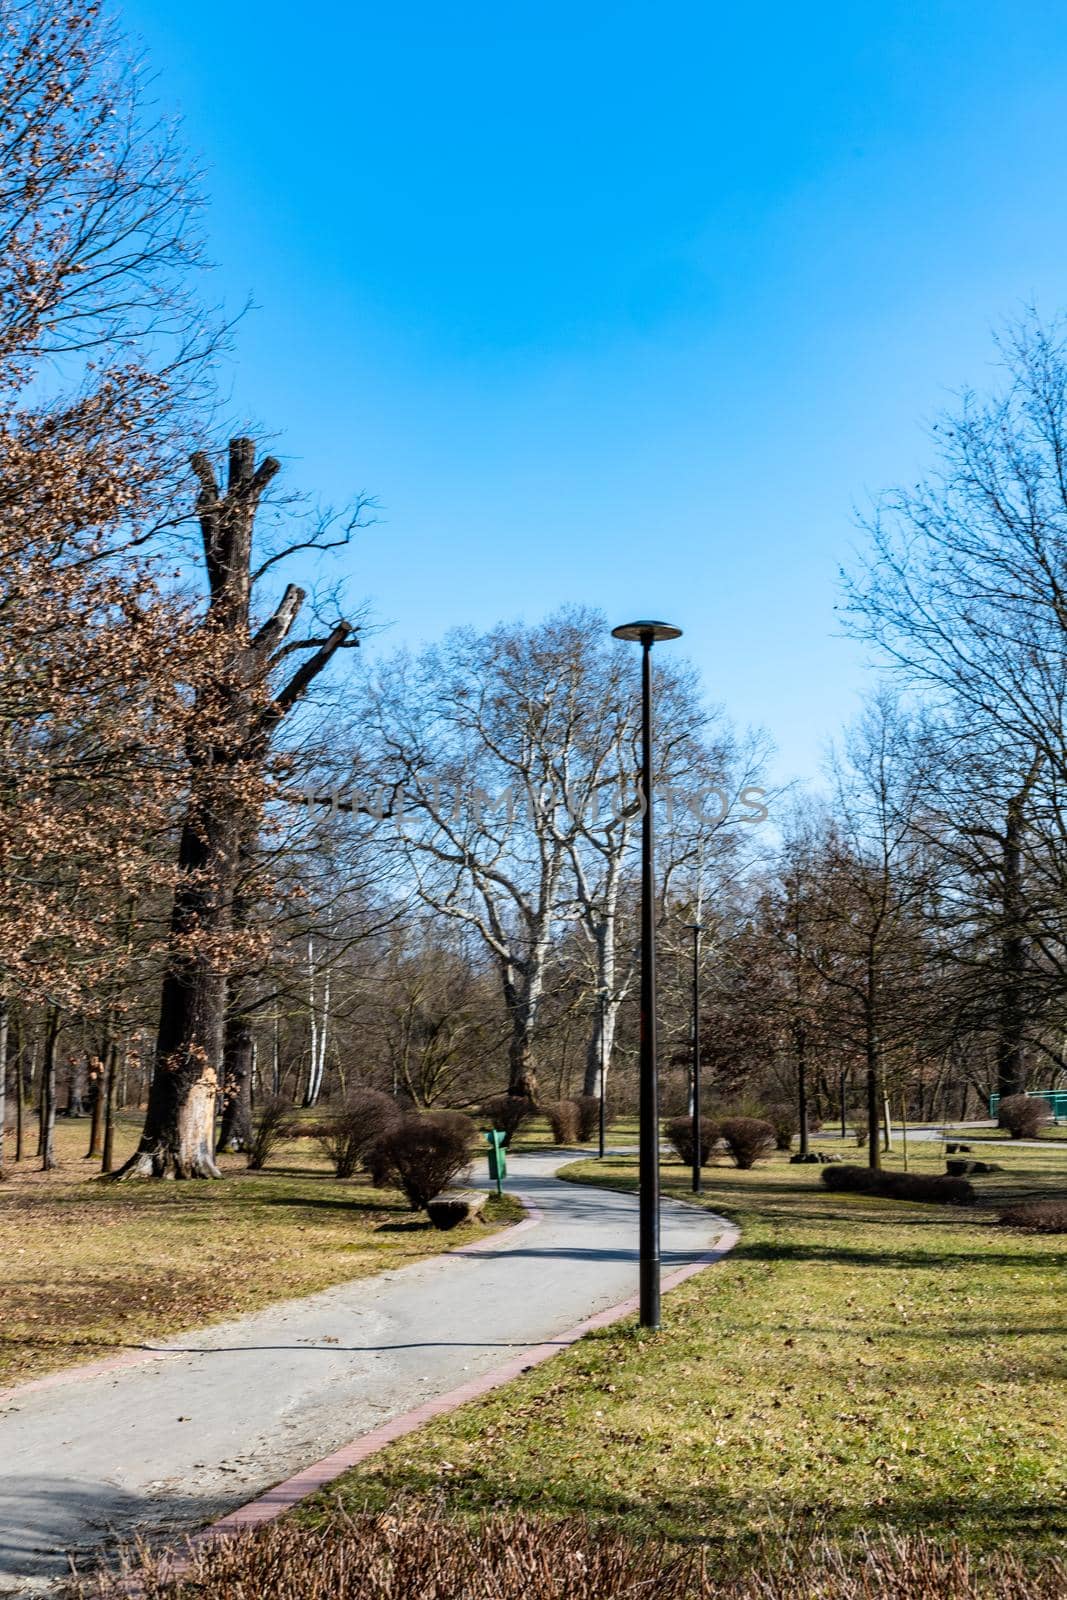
[366,625,578,1097]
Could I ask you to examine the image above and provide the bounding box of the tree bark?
[14,1015,24,1162]
[302,931,333,1108]
[795,1022,809,1158]
[997,788,1029,1100]
[65,1054,87,1117]
[218,1005,254,1151]
[0,995,7,1176]
[865,1006,881,1171]
[117,790,235,1177]
[40,1006,60,1172]
[85,1056,103,1157]
[583,995,619,1098]
[101,1039,119,1174]
[502,962,540,1098]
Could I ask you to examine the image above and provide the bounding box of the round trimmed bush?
[719,1116,776,1169]
[764,1102,798,1151]
[481,1094,536,1147]
[368,1116,473,1210]
[664,1114,718,1168]
[997,1094,1049,1139]
[544,1099,581,1144]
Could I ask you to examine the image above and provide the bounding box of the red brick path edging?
[195,1208,740,1544]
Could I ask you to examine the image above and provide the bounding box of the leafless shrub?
[821,1165,975,1205]
[764,1102,798,1151]
[317,1089,402,1179]
[74,1516,1067,1599]
[369,1117,473,1210]
[245,1096,290,1171]
[481,1094,536,1146]
[543,1100,580,1144]
[664,1115,718,1167]
[720,1116,776,1169]
[998,1198,1067,1233]
[573,1095,606,1142]
[424,1109,478,1146]
[997,1094,1049,1139]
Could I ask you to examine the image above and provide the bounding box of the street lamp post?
[683,921,703,1195]
[598,987,607,1160]
[611,619,682,1330]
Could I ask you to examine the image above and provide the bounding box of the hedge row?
[820,1164,975,1205]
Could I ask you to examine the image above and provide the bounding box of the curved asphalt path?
[0,1151,733,1596]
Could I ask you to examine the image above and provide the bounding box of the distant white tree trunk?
[303,927,333,1107]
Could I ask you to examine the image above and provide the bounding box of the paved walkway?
[818,1122,1059,1150]
[0,1151,732,1595]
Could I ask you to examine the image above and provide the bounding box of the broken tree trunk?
[118,438,355,1179]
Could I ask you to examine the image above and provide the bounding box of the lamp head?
[611,619,683,643]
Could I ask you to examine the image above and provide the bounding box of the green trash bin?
[485,1128,507,1195]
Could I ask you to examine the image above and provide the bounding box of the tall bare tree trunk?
[218,999,254,1151]
[302,923,334,1109]
[14,1015,24,1163]
[120,792,237,1176]
[101,1039,120,1174]
[65,1053,87,1117]
[997,787,1029,1100]
[86,1050,104,1157]
[865,1001,881,1171]
[502,963,539,1099]
[0,994,8,1177]
[40,1006,60,1172]
[795,1021,810,1158]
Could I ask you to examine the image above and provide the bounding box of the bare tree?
[119,440,360,1177]
[804,699,941,1166]
[846,314,1067,1096]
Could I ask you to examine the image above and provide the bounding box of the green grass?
[945,1125,1067,1143]
[507,1113,639,1152]
[0,1115,522,1388]
[309,1139,1067,1560]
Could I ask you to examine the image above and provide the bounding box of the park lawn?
[0,1115,521,1390]
[948,1125,1067,1143]
[508,1113,639,1152]
[310,1139,1067,1563]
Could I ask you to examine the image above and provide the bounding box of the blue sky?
[120,0,1067,782]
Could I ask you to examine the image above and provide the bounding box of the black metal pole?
[638,630,660,1329]
[691,922,702,1196]
[598,988,606,1160]
[612,617,680,1328]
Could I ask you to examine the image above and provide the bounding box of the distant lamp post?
[611,619,682,1329]
[598,986,608,1160]
[683,922,704,1195]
